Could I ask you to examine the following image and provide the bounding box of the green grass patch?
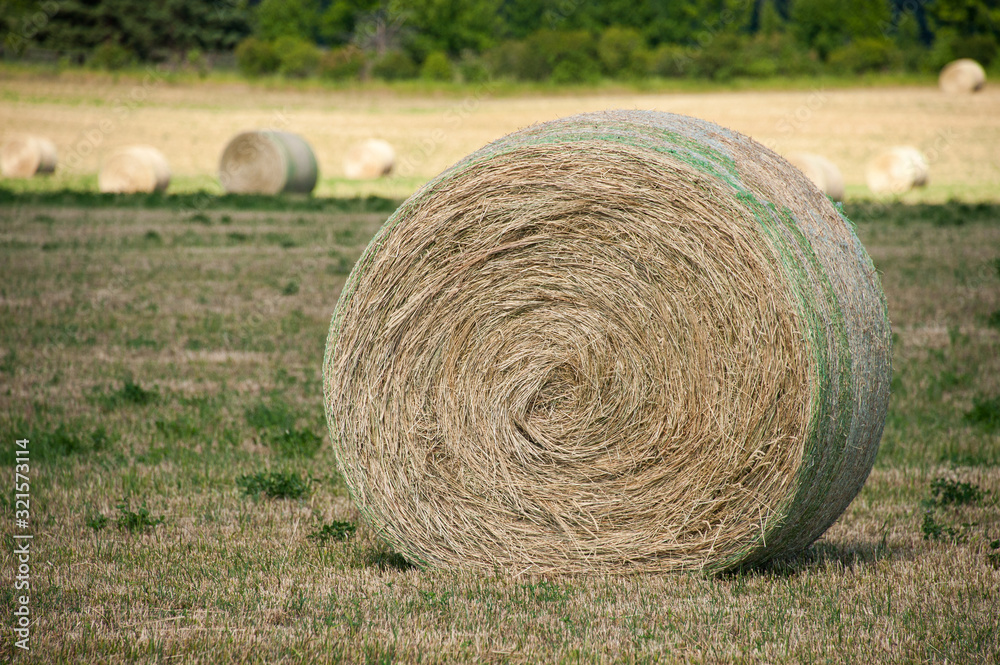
[308,520,357,544]
[244,396,323,457]
[14,420,116,461]
[95,378,159,409]
[114,500,165,533]
[844,200,1000,227]
[926,477,987,507]
[236,471,311,499]
[0,186,400,214]
[965,395,1000,433]
[85,510,109,531]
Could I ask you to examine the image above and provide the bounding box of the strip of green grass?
[0,185,400,213]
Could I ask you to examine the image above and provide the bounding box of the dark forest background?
[2,0,997,82]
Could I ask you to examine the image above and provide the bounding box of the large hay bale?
[343,138,395,179]
[939,58,986,94]
[218,130,318,194]
[98,145,171,193]
[323,110,892,574]
[786,152,844,201]
[866,146,929,195]
[1,134,57,178]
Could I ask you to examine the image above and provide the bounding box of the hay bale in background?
[939,59,986,94]
[98,145,171,194]
[343,138,395,179]
[219,130,318,194]
[1,134,57,178]
[324,110,891,574]
[786,152,844,201]
[866,146,929,195]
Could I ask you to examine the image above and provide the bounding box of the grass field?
[1,192,998,663]
[2,73,1000,662]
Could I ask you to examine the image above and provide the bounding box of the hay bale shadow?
[733,538,898,578]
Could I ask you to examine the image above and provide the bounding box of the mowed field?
[0,72,999,200]
[1,74,1000,663]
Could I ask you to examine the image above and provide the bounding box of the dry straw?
[786,152,844,201]
[324,110,892,574]
[98,145,171,193]
[343,138,395,179]
[939,58,986,94]
[866,146,928,195]
[1,134,57,178]
[219,130,318,194]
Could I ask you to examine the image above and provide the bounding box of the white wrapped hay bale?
[98,145,171,194]
[939,59,986,94]
[866,146,929,195]
[1,135,57,178]
[219,130,318,194]
[343,138,395,179]
[786,152,845,201]
[323,110,892,574]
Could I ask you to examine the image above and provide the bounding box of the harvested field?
[1,71,999,663]
[0,74,998,200]
[0,195,998,663]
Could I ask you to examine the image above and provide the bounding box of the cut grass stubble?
[0,195,997,663]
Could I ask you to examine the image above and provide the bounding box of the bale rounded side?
[324,110,892,574]
[219,130,318,194]
[1,135,57,177]
[98,145,171,193]
[939,59,986,94]
[866,146,929,195]
[343,138,395,179]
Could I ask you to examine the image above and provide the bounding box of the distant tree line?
[2,0,997,81]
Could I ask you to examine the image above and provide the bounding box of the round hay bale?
[218,130,318,194]
[939,58,986,94]
[786,152,844,201]
[866,146,929,195]
[343,138,395,179]
[1,135,57,178]
[323,110,892,574]
[98,145,171,194]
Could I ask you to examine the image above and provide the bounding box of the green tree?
[791,0,893,60]
[320,0,377,45]
[235,35,279,75]
[499,0,547,39]
[24,0,250,62]
[275,35,320,77]
[420,50,453,80]
[253,0,320,42]
[759,0,786,36]
[2,0,56,54]
[402,0,503,57]
[371,49,417,79]
[319,45,366,80]
[928,0,1000,65]
[344,2,411,57]
[641,0,754,46]
[929,0,1000,38]
[597,26,646,77]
